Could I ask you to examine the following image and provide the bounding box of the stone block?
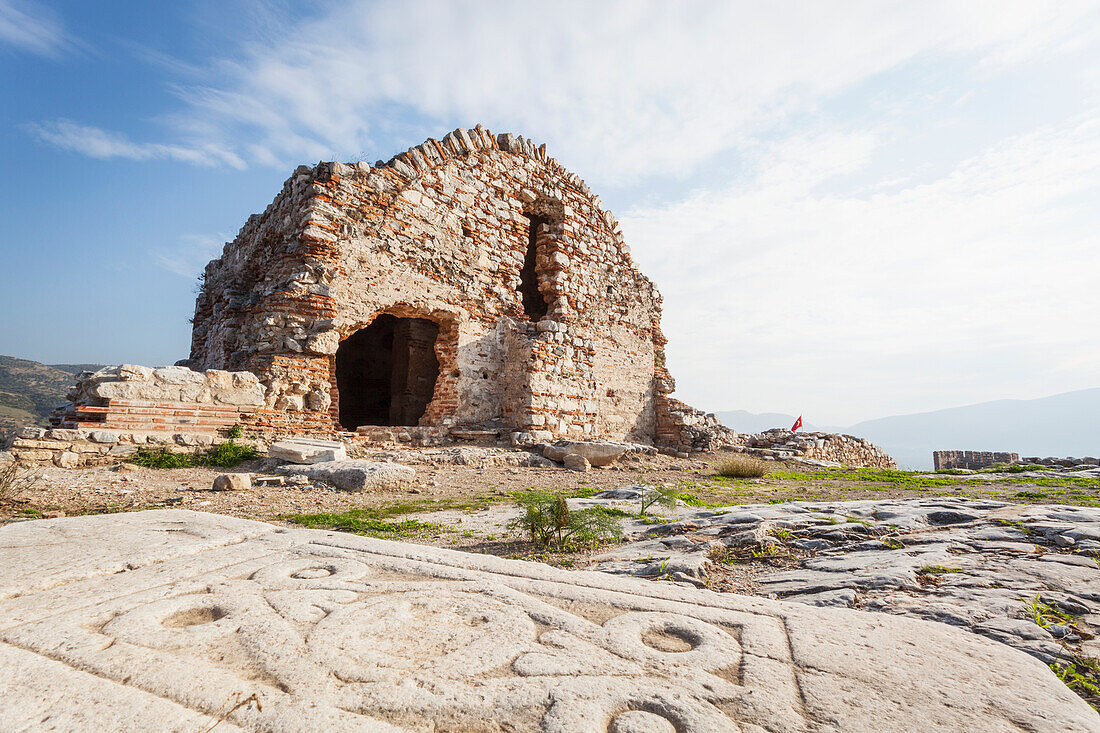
[53,451,81,468]
[544,440,631,467]
[563,453,590,472]
[211,473,251,491]
[276,459,414,491]
[269,439,348,464]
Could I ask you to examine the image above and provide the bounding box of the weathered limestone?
[64,365,265,409]
[0,511,1094,731]
[275,459,415,491]
[542,440,635,466]
[268,438,348,464]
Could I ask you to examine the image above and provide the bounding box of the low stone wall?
[735,428,896,469]
[1019,455,1100,468]
[4,427,266,468]
[933,451,1020,470]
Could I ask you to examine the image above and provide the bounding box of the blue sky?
[1,1,1098,425]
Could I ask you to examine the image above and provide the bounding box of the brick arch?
[328,305,460,430]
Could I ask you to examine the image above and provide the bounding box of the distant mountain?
[716,388,1100,470]
[0,356,103,443]
[849,389,1100,470]
[714,410,801,434]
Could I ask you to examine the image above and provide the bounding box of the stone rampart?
[933,450,1019,470]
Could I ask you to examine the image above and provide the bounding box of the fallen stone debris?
[0,511,1094,731]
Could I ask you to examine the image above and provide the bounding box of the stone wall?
[185,125,680,445]
[735,429,896,469]
[4,426,264,468]
[933,451,1019,470]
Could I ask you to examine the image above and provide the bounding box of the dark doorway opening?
[335,315,440,429]
[520,214,550,320]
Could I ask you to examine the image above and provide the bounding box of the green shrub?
[511,490,622,550]
[227,424,244,439]
[128,440,259,469]
[714,455,768,478]
[128,448,191,469]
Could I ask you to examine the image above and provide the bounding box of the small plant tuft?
[0,462,38,504]
[227,424,243,439]
[713,455,768,479]
[639,485,680,516]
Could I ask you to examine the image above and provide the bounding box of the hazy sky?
[1,1,1097,425]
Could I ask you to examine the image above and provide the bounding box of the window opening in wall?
[335,315,440,429]
[520,214,550,321]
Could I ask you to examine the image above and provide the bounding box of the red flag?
[791,415,802,432]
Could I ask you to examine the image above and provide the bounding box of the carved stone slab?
[0,511,1095,732]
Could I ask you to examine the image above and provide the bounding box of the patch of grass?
[882,537,905,550]
[588,505,634,519]
[1051,656,1100,712]
[281,508,440,538]
[713,455,768,479]
[774,467,959,489]
[918,565,963,575]
[128,441,259,469]
[1013,490,1053,500]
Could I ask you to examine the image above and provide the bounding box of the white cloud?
[25,120,246,168]
[154,233,230,279]
[0,0,68,57]
[622,115,1100,424]
[28,0,1100,181]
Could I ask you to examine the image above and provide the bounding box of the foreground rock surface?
[583,493,1100,668]
[0,511,1095,731]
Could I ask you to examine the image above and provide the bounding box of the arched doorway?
[335,314,440,429]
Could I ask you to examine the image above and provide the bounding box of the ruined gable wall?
[189,126,669,442]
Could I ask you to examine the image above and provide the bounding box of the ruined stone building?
[173,125,703,448]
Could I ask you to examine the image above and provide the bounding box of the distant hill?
[849,389,1100,469]
[716,388,1100,470]
[0,356,103,443]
